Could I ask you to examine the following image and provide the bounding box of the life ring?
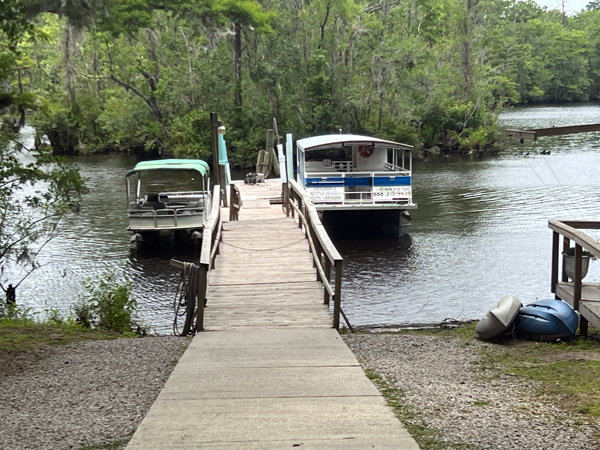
[358,145,374,158]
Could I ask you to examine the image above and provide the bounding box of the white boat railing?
[307,169,411,179]
[305,161,410,177]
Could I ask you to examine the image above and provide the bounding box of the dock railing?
[171,185,222,334]
[194,185,223,332]
[288,179,350,331]
[548,220,600,335]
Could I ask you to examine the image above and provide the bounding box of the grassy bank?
[424,323,600,419]
[0,316,121,354]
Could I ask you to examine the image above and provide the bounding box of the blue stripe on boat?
[373,176,411,186]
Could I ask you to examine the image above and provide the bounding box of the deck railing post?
[574,244,582,312]
[324,258,331,305]
[195,265,208,332]
[551,231,559,295]
[333,261,342,330]
[314,233,322,279]
[562,237,570,282]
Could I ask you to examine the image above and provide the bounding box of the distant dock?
[506,123,600,142]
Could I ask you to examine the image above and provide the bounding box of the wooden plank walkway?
[127,179,419,449]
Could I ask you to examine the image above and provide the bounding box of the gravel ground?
[344,333,600,450]
[3,333,599,450]
[0,337,190,450]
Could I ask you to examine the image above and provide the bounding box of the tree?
[0,8,87,296]
[0,130,87,295]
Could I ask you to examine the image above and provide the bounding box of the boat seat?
[143,201,166,210]
[142,193,166,210]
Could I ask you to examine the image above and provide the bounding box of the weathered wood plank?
[533,123,600,137]
[210,276,318,286]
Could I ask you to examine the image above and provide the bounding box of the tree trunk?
[234,22,242,111]
[63,26,78,110]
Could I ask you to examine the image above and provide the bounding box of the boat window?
[306,147,352,162]
[137,169,205,193]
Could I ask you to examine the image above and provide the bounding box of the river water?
[6,104,600,333]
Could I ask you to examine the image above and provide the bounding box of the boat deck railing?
[128,204,207,229]
[305,166,411,178]
[549,220,600,335]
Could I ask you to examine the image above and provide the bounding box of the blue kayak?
[516,299,578,341]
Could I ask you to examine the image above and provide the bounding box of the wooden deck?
[555,282,600,331]
[126,178,419,449]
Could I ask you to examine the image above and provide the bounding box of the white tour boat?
[296,134,417,236]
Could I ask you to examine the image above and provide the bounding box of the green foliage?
[5,0,600,163]
[76,272,146,335]
[167,109,212,158]
[214,0,276,33]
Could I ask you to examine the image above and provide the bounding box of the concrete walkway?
[127,180,420,449]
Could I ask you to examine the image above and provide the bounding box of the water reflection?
[6,152,194,334]
[335,103,600,328]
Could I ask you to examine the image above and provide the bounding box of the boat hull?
[321,209,411,237]
[476,295,522,340]
[516,299,578,341]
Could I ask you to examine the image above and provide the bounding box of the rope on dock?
[220,238,306,252]
[172,262,200,336]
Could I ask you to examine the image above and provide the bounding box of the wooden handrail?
[548,219,600,336]
[288,179,349,331]
[548,220,600,259]
[195,185,222,332]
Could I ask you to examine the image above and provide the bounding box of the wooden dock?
[506,123,600,142]
[555,282,600,331]
[126,179,419,449]
[549,220,600,335]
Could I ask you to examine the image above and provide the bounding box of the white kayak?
[476,295,522,340]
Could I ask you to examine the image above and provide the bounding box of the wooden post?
[219,165,228,207]
[261,151,271,177]
[551,231,559,294]
[195,265,208,332]
[266,129,279,176]
[333,261,343,330]
[324,258,331,305]
[562,237,570,282]
[297,196,303,228]
[581,316,589,337]
[574,244,582,312]
[210,113,220,187]
[229,184,240,221]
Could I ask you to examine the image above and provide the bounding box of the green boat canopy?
[126,159,210,177]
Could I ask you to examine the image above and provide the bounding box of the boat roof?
[126,159,210,177]
[296,134,413,152]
